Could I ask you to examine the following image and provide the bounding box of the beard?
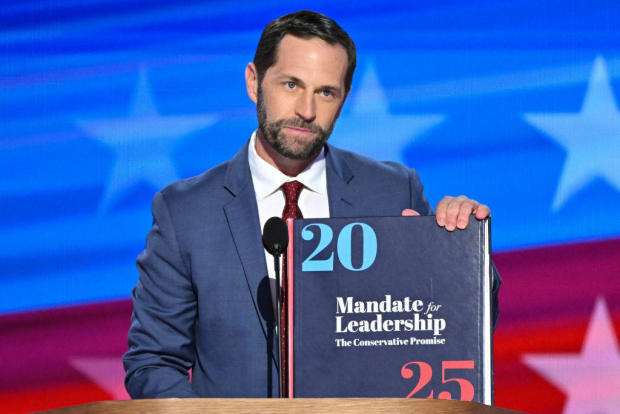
[257,87,336,160]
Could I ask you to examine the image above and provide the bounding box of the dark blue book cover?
[286,216,492,404]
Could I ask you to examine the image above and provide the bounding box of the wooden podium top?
[43,398,525,414]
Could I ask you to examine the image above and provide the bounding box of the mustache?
[276,118,324,134]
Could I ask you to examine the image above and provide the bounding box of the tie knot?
[281,181,304,204]
[281,181,304,220]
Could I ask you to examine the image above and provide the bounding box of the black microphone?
[262,217,289,257]
[261,216,288,398]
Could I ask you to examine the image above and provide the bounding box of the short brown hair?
[253,10,356,92]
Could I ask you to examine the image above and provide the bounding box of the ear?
[245,62,259,104]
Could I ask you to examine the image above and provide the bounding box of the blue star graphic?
[329,63,444,163]
[524,57,620,211]
[76,67,219,213]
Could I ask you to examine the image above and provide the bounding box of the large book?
[286,216,492,404]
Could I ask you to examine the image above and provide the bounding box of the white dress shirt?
[248,130,330,291]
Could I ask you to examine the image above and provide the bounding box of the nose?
[295,91,316,122]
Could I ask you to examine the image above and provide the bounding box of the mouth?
[284,126,315,136]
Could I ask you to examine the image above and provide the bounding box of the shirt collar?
[248,130,326,200]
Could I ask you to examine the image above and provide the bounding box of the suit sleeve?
[123,191,199,398]
[490,262,502,331]
[407,167,502,331]
[408,167,433,216]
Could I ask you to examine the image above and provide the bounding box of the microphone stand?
[262,217,289,398]
[272,249,283,398]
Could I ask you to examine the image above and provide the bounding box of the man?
[123,10,500,398]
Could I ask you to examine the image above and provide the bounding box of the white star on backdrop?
[524,56,620,211]
[70,357,129,400]
[77,67,219,213]
[523,298,620,414]
[329,63,445,163]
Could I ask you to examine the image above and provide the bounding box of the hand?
[401,195,490,231]
[435,195,489,231]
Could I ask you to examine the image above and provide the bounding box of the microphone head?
[262,217,289,256]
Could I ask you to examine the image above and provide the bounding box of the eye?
[285,81,296,89]
[321,89,334,97]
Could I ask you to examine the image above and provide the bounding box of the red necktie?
[280,180,303,397]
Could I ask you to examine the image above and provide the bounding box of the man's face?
[254,35,348,160]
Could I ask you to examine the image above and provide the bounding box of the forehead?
[268,34,348,88]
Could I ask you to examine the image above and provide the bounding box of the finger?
[444,195,466,231]
[456,199,477,229]
[435,196,454,227]
[401,209,421,216]
[474,204,490,219]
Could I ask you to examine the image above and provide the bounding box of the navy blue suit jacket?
[123,141,499,398]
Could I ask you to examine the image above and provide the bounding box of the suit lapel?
[326,144,409,217]
[222,142,273,343]
[326,144,358,217]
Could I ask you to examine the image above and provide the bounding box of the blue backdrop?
[1,0,619,313]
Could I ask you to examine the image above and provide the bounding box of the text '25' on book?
[286,216,492,404]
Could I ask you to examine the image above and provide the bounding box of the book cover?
[286,216,492,404]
